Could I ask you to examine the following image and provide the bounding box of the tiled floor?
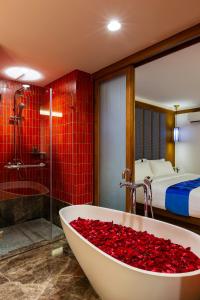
[0,219,64,258]
[0,239,100,300]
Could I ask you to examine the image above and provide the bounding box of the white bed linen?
[136,173,200,218]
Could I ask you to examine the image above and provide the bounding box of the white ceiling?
[136,42,200,110]
[0,0,200,86]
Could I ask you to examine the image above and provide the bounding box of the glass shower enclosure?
[0,80,63,259]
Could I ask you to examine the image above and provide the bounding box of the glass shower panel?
[0,81,62,259]
[38,87,63,242]
[99,75,126,211]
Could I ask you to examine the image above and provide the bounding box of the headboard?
[135,101,175,164]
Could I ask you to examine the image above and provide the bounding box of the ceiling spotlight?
[4,67,42,81]
[107,20,121,32]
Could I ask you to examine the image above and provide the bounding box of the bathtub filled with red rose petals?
[70,218,200,274]
[60,205,200,300]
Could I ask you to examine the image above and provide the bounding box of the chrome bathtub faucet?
[120,169,154,218]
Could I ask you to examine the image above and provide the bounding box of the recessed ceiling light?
[107,20,121,32]
[4,67,42,81]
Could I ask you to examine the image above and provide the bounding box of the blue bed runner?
[165,178,200,216]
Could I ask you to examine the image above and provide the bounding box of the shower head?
[22,84,30,90]
[13,84,29,118]
[18,102,25,109]
[17,102,25,118]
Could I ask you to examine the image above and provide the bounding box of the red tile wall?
[46,70,93,205]
[0,79,48,188]
[73,71,93,204]
[0,69,93,205]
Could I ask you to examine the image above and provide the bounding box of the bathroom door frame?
[94,24,200,212]
[94,66,135,212]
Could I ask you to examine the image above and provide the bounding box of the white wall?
[175,113,200,174]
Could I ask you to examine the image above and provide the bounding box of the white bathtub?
[59,205,200,300]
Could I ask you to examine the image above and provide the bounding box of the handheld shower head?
[17,102,25,119]
[18,102,25,109]
[12,84,29,121]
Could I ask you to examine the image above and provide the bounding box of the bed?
[135,160,200,219]
[136,173,200,218]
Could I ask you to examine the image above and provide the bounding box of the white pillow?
[150,160,175,177]
[135,161,153,182]
[135,159,143,164]
[149,158,165,162]
[135,158,147,164]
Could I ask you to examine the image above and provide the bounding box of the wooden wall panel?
[126,66,135,212]
[166,111,175,165]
